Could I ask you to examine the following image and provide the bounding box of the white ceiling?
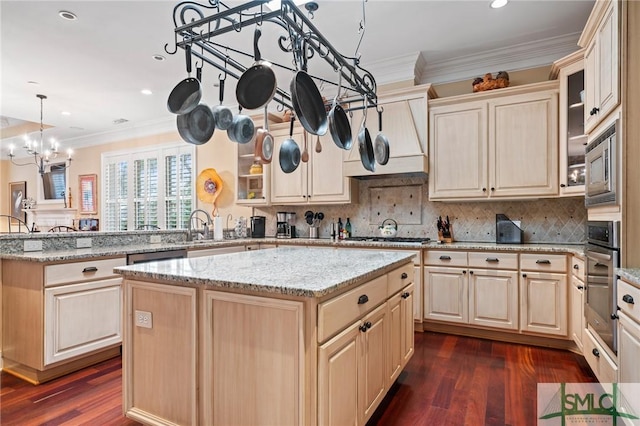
[0,0,594,153]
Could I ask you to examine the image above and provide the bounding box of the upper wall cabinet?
[550,49,587,197]
[428,82,559,201]
[270,122,354,205]
[343,84,435,177]
[579,0,620,135]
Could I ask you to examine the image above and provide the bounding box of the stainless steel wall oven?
[585,221,620,355]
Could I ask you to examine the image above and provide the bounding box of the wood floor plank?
[1,332,597,426]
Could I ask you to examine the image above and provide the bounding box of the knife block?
[437,225,453,243]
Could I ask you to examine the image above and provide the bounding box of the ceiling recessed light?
[141,89,153,95]
[58,10,77,21]
[490,0,508,8]
[61,111,71,116]
[152,54,166,61]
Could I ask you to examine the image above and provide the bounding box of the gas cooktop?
[347,236,431,243]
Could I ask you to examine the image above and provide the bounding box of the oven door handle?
[586,251,612,262]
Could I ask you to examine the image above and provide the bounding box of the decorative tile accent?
[257,175,587,243]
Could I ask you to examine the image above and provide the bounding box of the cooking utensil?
[315,134,322,153]
[211,74,233,131]
[227,107,255,144]
[357,101,375,172]
[290,41,328,136]
[236,28,277,110]
[254,105,274,163]
[304,210,314,225]
[374,109,390,165]
[301,131,309,163]
[176,103,215,145]
[379,218,398,238]
[279,117,301,174]
[328,68,353,150]
[167,45,202,115]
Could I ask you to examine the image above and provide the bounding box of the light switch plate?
[76,238,92,248]
[150,235,162,244]
[135,310,153,329]
[24,240,43,252]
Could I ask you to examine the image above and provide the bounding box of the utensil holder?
[309,227,318,239]
[438,225,453,243]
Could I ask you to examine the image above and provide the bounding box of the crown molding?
[363,52,422,86]
[417,32,583,85]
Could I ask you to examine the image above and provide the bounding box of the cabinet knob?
[469,270,474,275]
[482,188,487,192]
[357,294,369,305]
[359,321,372,332]
[462,270,467,274]
[592,348,600,357]
[611,312,619,320]
[522,273,527,278]
[401,292,410,299]
[401,272,408,279]
[560,183,566,188]
[573,264,580,270]
[623,294,635,305]
[490,187,495,192]
[590,107,600,116]
[82,266,98,273]
[577,285,584,290]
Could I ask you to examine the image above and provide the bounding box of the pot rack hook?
[231,12,242,32]
[164,32,178,55]
[218,55,228,82]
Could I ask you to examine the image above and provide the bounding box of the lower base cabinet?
[520,272,568,336]
[122,262,414,426]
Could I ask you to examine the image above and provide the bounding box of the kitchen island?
[114,246,415,426]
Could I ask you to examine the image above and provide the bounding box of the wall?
[256,175,587,243]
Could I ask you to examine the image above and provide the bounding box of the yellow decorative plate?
[196,168,223,204]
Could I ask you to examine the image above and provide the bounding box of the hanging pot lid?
[196,168,223,204]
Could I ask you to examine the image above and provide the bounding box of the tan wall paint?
[0,129,252,230]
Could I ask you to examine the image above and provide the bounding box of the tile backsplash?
[255,175,587,243]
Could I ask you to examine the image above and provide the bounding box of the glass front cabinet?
[552,49,586,197]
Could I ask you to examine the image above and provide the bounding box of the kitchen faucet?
[187,209,212,241]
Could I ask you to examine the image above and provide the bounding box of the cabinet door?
[429,102,488,199]
[570,276,585,352]
[270,127,307,204]
[618,312,640,420]
[520,272,568,336]
[423,266,468,323]
[359,303,388,425]
[400,283,415,367]
[44,277,122,365]
[387,292,403,386]
[318,321,360,426]
[468,268,518,330]
[489,91,558,198]
[413,265,422,321]
[595,0,619,130]
[583,39,598,133]
[309,132,351,203]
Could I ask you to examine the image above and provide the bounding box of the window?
[102,144,194,231]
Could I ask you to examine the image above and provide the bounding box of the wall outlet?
[135,310,153,329]
[76,238,92,248]
[24,240,43,252]
[150,235,162,244]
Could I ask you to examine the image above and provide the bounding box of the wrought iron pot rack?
[165,0,379,112]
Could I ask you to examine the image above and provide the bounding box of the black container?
[250,216,266,238]
[496,214,523,244]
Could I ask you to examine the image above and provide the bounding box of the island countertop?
[114,246,414,297]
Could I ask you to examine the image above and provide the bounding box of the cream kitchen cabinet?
[236,128,270,206]
[429,82,559,201]
[270,123,353,205]
[2,256,125,383]
[519,253,568,337]
[579,0,620,135]
[319,302,387,426]
[569,256,585,352]
[424,250,519,331]
[387,279,415,386]
[617,278,640,388]
[344,84,434,176]
[551,50,587,196]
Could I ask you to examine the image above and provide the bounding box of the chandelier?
[8,94,72,176]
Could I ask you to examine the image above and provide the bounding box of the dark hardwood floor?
[1,332,596,426]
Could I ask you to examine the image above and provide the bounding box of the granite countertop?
[617,268,640,287]
[0,237,585,262]
[114,246,414,298]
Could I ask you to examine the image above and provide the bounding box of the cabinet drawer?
[468,252,518,270]
[45,257,126,287]
[583,329,618,383]
[571,256,585,279]
[318,274,388,343]
[618,279,640,323]
[388,263,414,296]
[424,250,467,267]
[520,253,566,272]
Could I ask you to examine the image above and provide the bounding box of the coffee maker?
[276,212,296,238]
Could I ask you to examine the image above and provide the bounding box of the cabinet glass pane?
[566,69,586,187]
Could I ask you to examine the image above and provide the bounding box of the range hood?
[343,85,433,177]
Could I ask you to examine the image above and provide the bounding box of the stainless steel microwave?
[585,120,618,207]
